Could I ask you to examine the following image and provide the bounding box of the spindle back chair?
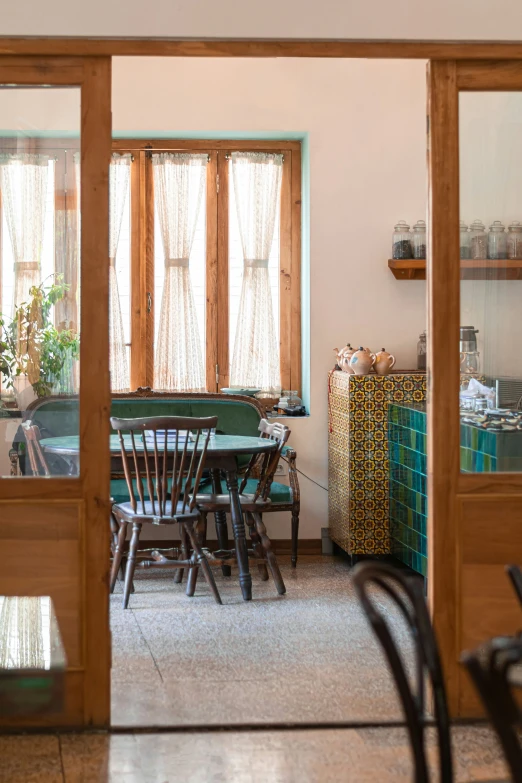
[109,415,221,608]
[111,415,218,517]
[239,419,291,500]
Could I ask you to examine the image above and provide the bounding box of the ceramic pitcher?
[349,347,376,375]
[334,344,355,374]
[374,348,396,376]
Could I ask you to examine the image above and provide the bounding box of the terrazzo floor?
[110,555,417,727]
[0,725,509,782]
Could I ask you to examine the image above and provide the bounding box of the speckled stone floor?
[110,555,417,727]
[0,725,509,782]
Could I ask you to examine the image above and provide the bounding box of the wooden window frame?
[113,139,302,396]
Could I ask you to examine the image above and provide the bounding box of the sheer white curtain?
[153,153,207,391]
[230,152,282,391]
[0,154,49,314]
[109,154,131,391]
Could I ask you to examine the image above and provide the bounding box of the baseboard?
[120,539,322,556]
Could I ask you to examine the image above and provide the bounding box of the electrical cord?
[295,466,328,492]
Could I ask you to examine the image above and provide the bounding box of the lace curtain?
[153,153,207,391]
[109,154,132,391]
[230,152,282,391]
[0,154,49,315]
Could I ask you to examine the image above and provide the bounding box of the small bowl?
[220,387,261,397]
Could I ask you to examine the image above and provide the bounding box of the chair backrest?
[461,636,522,781]
[239,419,291,500]
[110,414,218,517]
[21,420,51,477]
[352,561,452,783]
[506,564,522,609]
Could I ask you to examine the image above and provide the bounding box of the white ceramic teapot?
[374,348,396,376]
[349,347,376,375]
[334,344,356,374]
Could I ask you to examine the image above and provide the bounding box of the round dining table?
[41,434,277,601]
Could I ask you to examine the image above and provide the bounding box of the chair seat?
[197,478,293,504]
[112,499,200,525]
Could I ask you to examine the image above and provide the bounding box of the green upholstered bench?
[15,388,301,566]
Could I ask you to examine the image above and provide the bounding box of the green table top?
[41,433,276,458]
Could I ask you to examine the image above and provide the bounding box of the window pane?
[0,88,81,478]
[153,182,206,381]
[228,158,280,389]
[114,179,131,381]
[459,91,522,472]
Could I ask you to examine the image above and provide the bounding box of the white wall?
[2,0,522,40]
[111,56,428,539]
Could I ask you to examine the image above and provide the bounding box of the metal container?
[460,326,479,353]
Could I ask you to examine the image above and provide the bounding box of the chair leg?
[291,510,300,568]
[110,520,127,593]
[184,520,222,605]
[123,521,141,609]
[185,518,202,598]
[212,469,232,577]
[246,511,269,581]
[174,526,190,584]
[252,512,286,596]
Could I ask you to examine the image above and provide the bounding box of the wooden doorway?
[428,60,522,717]
[0,56,112,728]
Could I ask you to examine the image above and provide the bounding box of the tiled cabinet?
[327,370,426,558]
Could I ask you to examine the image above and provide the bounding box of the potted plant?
[0,276,80,410]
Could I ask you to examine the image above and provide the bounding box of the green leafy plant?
[0,276,80,398]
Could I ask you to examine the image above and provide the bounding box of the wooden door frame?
[0,56,111,727]
[428,59,522,716]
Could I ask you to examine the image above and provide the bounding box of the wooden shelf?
[388,258,522,281]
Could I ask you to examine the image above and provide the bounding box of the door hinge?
[215,364,220,385]
[216,174,220,193]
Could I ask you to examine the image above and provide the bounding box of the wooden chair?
[461,636,522,782]
[506,564,522,609]
[195,419,290,597]
[353,560,509,783]
[109,414,222,609]
[21,420,51,476]
[22,420,122,573]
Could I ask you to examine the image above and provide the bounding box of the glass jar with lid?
[411,220,427,259]
[392,220,412,259]
[469,219,487,260]
[488,220,507,260]
[460,220,471,259]
[507,221,522,259]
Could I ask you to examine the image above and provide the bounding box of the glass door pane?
[460,91,522,472]
[0,88,81,477]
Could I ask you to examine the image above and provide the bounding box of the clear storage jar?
[488,220,507,260]
[392,220,412,259]
[507,221,522,259]
[469,220,487,260]
[460,220,471,259]
[412,220,427,259]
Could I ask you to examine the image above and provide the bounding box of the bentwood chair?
[353,560,510,783]
[195,419,290,596]
[352,561,452,783]
[506,564,522,610]
[461,636,522,782]
[109,415,222,608]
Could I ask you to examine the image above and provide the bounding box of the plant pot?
[13,375,38,412]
